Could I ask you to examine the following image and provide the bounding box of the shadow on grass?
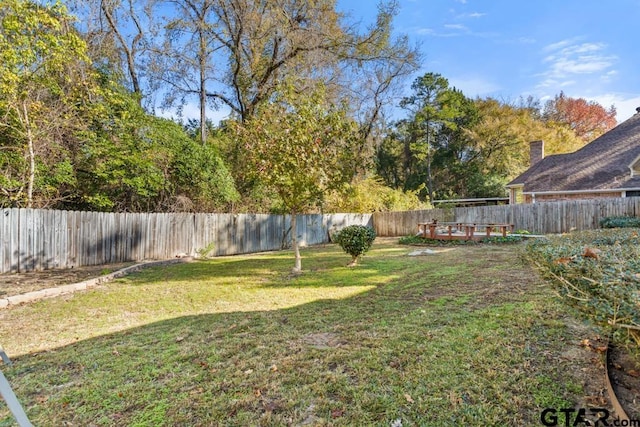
[0,243,589,426]
[1,275,443,425]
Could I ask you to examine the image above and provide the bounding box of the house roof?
[507,111,640,192]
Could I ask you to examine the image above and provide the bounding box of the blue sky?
[338,0,640,122]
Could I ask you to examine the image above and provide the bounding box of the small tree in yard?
[334,225,376,266]
[232,84,357,273]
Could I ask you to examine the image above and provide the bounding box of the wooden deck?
[417,221,514,241]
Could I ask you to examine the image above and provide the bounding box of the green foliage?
[231,83,358,270]
[481,235,523,244]
[378,87,589,202]
[0,0,92,207]
[196,241,216,259]
[524,229,640,346]
[333,225,376,264]
[232,84,357,214]
[599,216,640,229]
[324,177,428,213]
[398,234,522,245]
[398,235,477,246]
[74,76,238,212]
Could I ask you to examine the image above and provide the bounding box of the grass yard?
[0,240,608,426]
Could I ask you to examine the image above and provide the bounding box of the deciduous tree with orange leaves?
[543,92,617,142]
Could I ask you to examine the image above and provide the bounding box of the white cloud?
[537,39,617,91]
[454,11,486,19]
[543,38,576,52]
[416,27,435,36]
[444,24,467,30]
[413,25,497,38]
[585,94,640,122]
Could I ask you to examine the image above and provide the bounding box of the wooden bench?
[417,221,514,241]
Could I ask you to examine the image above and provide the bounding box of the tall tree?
[0,0,92,208]
[231,84,357,272]
[344,1,419,178]
[69,0,156,105]
[156,0,218,144]
[543,92,617,142]
[397,73,464,201]
[156,0,417,124]
[465,98,585,178]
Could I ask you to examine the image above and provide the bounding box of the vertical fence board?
[1,209,8,273]
[4,198,640,273]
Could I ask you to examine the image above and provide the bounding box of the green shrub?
[323,177,429,213]
[398,235,477,246]
[333,225,376,266]
[524,228,640,346]
[599,216,640,228]
[482,235,523,244]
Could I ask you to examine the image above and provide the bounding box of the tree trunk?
[426,128,434,202]
[199,27,207,145]
[22,101,35,208]
[291,212,302,273]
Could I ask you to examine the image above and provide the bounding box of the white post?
[0,370,33,427]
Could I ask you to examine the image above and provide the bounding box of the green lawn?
[0,240,603,426]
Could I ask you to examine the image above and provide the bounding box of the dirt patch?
[300,332,345,350]
[0,262,135,298]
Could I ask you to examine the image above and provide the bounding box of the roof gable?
[507,112,640,192]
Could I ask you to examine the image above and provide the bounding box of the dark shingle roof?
[507,112,640,192]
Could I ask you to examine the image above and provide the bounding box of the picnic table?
[417,221,514,241]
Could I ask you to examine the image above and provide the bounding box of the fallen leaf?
[254,389,262,397]
[175,336,185,342]
[404,393,414,404]
[331,409,344,418]
[585,395,608,406]
[244,369,253,375]
[627,369,640,378]
[593,345,607,354]
[112,349,120,356]
[582,247,600,259]
[449,391,462,408]
[554,257,574,265]
[579,339,591,348]
[190,387,204,396]
[196,360,209,369]
[269,364,278,372]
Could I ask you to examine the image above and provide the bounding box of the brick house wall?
[523,191,623,203]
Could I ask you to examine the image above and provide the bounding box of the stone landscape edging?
[0,258,192,310]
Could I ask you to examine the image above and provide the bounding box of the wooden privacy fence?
[4,197,640,273]
[0,209,372,273]
[373,197,640,237]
